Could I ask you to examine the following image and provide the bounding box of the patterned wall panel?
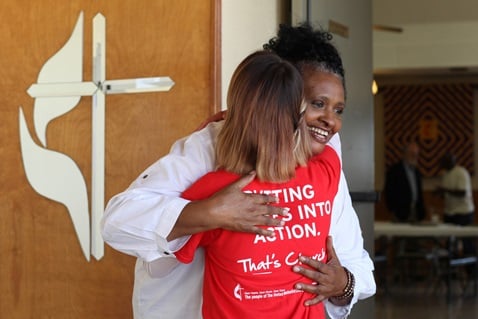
[382,83,474,177]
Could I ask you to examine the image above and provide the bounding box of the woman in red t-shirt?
[175,50,343,319]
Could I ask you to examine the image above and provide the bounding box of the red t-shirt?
[176,146,341,319]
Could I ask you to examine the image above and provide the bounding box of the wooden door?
[0,1,220,318]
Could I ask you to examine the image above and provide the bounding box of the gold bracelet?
[334,267,355,300]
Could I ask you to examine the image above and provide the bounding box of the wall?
[374,22,478,71]
[221,0,287,108]
[372,0,478,72]
[381,83,474,178]
[374,75,478,223]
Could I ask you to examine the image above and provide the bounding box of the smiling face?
[302,68,345,155]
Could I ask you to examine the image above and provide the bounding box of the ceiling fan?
[328,21,403,38]
[373,24,403,33]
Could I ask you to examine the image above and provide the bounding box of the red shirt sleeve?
[175,232,204,264]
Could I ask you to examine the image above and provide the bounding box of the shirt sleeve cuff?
[154,197,191,257]
[325,297,353,319]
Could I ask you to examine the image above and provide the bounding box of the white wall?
[373,22,478,71]
[372,0,478,72]
[221,0,285,109]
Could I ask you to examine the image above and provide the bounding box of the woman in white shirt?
[101,23,375,319]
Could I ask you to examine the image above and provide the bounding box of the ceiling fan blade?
[373,24,403,33]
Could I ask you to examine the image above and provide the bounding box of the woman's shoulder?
[181,169,239,200]
[181,121,224,146]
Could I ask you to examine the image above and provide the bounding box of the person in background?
[384,142,426,222]
[435,153,475,256]
[101,23,375,319]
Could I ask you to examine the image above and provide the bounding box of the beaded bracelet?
[335,267,355,300]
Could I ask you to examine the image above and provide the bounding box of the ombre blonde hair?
[216,51,312,182]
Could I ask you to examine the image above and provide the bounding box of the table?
[374,221,478,300]
[375,221,478,238]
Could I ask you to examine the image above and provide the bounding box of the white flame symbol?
[19,13,91,260]
[234,283,243,301]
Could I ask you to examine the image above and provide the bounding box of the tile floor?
[374,271,478,319]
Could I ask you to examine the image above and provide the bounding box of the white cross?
[25,12,174,260]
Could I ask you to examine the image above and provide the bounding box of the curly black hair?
[263,22,345,82]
